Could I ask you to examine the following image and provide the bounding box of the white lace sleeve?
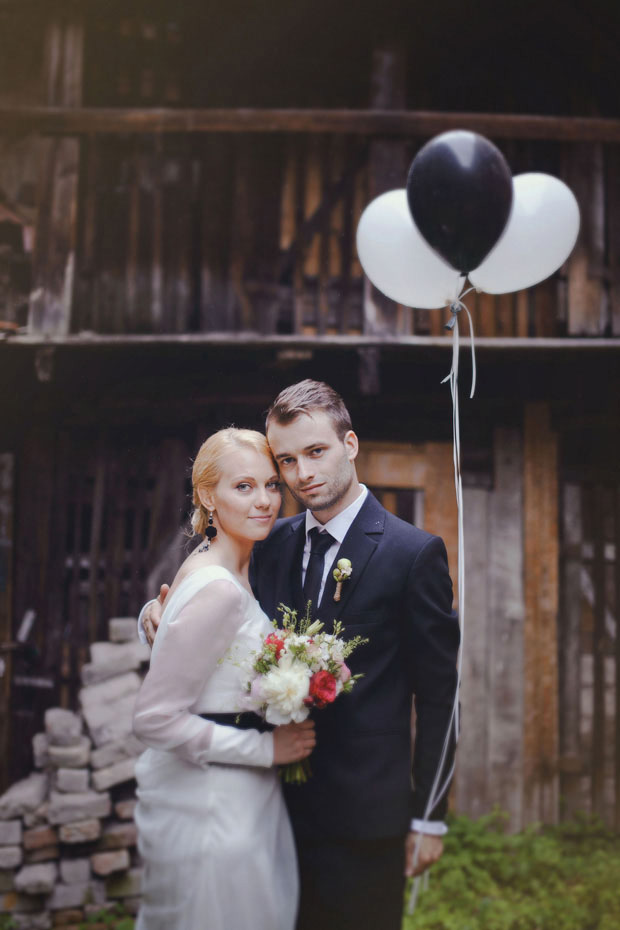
[133,578,273,768]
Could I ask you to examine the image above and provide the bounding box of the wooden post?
[523,403,560,824]
[608,145,620,336]
[363,47,407,337]
[488,428,525,830]
[28,14,83,337]
[0,454,14,791]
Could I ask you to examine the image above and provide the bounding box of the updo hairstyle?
[190,427,276,536]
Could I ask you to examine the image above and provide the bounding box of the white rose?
[262,654,312,725]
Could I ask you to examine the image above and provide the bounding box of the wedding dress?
[133,564,298,930]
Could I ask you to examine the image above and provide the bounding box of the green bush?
[403,813,620,930]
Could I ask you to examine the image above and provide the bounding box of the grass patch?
[403,813,620,930]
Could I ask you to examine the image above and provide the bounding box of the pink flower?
[338,662,352,684]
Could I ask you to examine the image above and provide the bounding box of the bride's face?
[201,447,281,544]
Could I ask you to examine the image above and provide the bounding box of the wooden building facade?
[0,0,619,832]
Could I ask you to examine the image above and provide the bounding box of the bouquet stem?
[281,758,312,784]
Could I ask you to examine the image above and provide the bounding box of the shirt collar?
[304,484,368,545]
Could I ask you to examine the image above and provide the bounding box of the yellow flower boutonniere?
[333,558,352,602]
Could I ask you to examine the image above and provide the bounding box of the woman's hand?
[273,719,316,764]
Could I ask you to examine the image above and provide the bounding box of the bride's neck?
[206,532,253,582]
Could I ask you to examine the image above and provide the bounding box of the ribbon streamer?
[407,279,476,914]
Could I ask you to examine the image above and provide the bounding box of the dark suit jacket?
[251,491,460,840]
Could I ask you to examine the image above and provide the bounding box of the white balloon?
[356,189,461,309]
[469,173,580,294]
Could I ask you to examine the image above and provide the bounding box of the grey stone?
[48,737,91,769]
[114,800,136,821]
[99,821,137,850]
[91,758,136,792]
[32,733,49,769]
[108,617,139,642]
[81,695,136,747]
[81,642,147,686]
[23,845,59,865]
[79,672,141,712]
[90,734,144,770]
[55,768,89,793]
[58,819,101,844]
[23,827,57,851]
[44,708,83,748]
[14,862,57,895]
[105,867,142,899]
[0,845,22,868]
[23,802,49,829]
[46,881,90,910]
[90,640,149,665]
[0,773,48,819]
[48,791,111,826]
[11,914,52,930]
[59,857,90,884]
[0,819,22,845]
[90,849,130,876]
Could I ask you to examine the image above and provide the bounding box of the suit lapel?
[317,492,386,626]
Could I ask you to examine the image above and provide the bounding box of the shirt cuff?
[410,818,448,836]
[137,600,156,645]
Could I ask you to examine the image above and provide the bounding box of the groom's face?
[266,410,358,516]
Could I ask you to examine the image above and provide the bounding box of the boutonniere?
[333,558,352,602]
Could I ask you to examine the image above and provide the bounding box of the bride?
[132,428,315,930]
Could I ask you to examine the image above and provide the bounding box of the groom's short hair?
[266,380,352,440]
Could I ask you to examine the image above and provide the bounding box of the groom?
[142,379,459,930]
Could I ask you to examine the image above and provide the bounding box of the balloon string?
[407,288,475,915]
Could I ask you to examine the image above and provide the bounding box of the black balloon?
[406,130,513,273]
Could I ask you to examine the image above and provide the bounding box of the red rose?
[309,670,338,708]
[265,632,285,660]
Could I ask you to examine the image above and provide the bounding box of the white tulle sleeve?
[133,578,273,768]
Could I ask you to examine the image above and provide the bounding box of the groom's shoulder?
[365,493,436,553]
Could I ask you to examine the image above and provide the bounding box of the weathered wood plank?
[523,403,559,824]
[607,145,620,336]
[363,48,406,336]
[564,142,606,335]
[424,442,459,606]
[559,483,585,819]
[488,427,525,830]
[455,487,491,818]
[28,17,84,337]
[615,485,620,830]
[591,485,607,818]
[0,453,14,791]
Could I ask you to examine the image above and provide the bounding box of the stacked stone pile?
[0,618,149,929]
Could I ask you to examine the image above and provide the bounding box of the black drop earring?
[198,510,217,552]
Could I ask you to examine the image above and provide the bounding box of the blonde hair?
[190,427,276,536]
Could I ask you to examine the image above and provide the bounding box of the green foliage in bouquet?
[275,602,368,689]
[403,812,620,930]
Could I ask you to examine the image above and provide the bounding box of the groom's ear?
[343,430,359,462]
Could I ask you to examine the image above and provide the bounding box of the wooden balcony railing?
[1,107,620,343]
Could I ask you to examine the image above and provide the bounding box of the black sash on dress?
[199,711,274,734]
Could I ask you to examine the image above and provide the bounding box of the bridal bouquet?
[241,603,368,783]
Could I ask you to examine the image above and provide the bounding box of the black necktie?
[303,527,335,610]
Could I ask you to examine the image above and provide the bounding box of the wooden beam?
[523,403,560,824]
[2,108,620,142]
[4,332,620,350]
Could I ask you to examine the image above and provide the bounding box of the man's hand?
[143,584,169,647]
[404,832,444,877]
